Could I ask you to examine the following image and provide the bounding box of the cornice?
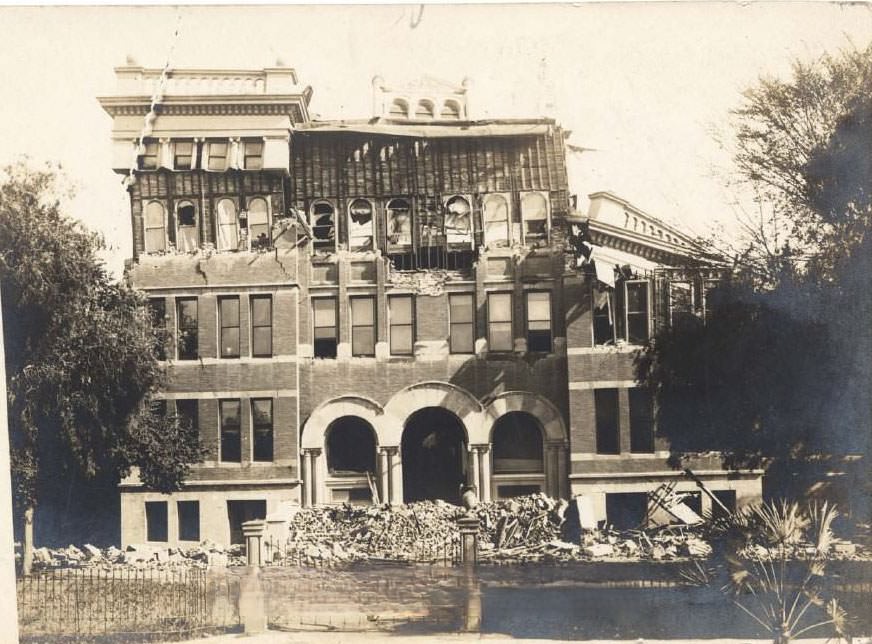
[589,221,699,266]
[98,95,307,121]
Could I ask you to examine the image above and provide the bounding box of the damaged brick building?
[99,65,763,547]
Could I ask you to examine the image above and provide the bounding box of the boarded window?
[176,297,198,360]
[488,292,513,352]
[208,142,228,171]
[220,399,241,463]
[143,201,166,253]
[244,141,263,170]
[595,388,620,455]
[444,196,472,246]
[386,198,413,249]
[174,141,193,170]
[348,199,374,251]
[629,388,655,453]
[327,416,377,474]
[177,501,200,541]
[350,296,376,357]
[248,198,270,249]
[521,192,548,243]
[313,298,338,358]
[492,412,544,474]
[389,295,414,355]
[251,398,273,462]
[250,295,272,358]
[216,198,238,251]
[483,194,510,245]
[311,201,336,251]
[139,141,159,170]
[176,202,197,252]
[592,288,615,346]
[625,281,650,344]
[525,291,552,353]
[219,296,240,358]
[145,502,168,542]
[449,293,475,354]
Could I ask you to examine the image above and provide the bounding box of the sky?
[1,2,871,275]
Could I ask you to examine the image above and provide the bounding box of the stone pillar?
[378,448,390,504]
[301,449,311,507]
[387,447,402,505]
[308,449,322,506]
[239,520,267,634]
[479,445,492,503]
[556,443,568,499]
[469,446,481,492]
[544,444,556,498]
[242,520,266,568]
[457,513,480,565]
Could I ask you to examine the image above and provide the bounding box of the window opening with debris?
[326,416,377,474]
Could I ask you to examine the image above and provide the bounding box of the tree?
[0,162,205,572]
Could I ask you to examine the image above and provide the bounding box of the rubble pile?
[28,541,247,571]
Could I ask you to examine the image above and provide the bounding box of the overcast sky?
[1,3,871,274]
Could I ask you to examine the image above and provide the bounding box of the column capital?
[470,443,490,454]
[303,447,322,457]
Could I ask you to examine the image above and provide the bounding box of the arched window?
[143,201,166,253]
[247,197,270,249]
[386,198,412,248]
[389,98,409,118]
[440,100,461,119]
[521,192,548,243]
[310,201,336,251]
[492,412,544,474]
[415,100,434,119]
[326,416,377,474]
[176,201,197,252]
[348,199,374,251]
[482,194,510,246]
[216,198,238,251]
[444,195,472,245]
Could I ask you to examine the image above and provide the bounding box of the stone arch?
[384,381,487,445]
[302,395,390,449]
[484,391,567,443]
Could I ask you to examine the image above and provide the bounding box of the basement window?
[313,298,338,358]
[310,201,336,251]
[145,502,168,542]
[595,388,620,455]
[326,416,377,474]
[177,501,200,542]
[348,199,374,251]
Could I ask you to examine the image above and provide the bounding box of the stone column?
[556,443,568,499]
[457,513,480,565]
[301,449,311,507]
[308,449,322,506]
[387,447,402,505]
[479,445,492,502]
[469,446,482,492]
[378,448,390,504]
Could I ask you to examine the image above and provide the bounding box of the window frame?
[139,140,159,170]
[312,297,338,359]
[176,297,199,361]
[218,295,241,359]
[525,290,552,353]
[388,295,415,356]
[594,388,621,455]
[591,286,615,347]
[173,140,194,170]
[624,280,651,345]
[443,194,474,247]
[310,200,337,252]
[148,297,167,360]
[449,293,475,354]
[243,140,264,170]
[219,399,242,463]
[520,191,550,245]
[249,294,273,358]
[629,387,656,454]
[215,197,239,251]
[175,200,198,253]
[347,198,375,252]
[482,193,512,246]
[175,398,199,435]
[207,140,228,171]
[487,292,514,353]
[668,280,695,326]
[246,197,271,250]
[386,197,413,250]
[145,501,168,542]
[251,398,274,462]
[143,200,167,254]
[350,296,376,357]
[177,500,200,542]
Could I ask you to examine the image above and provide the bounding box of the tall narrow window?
[389,295,414,355]
[311,201,336,251]
[247,198,270,249]
[219,296,240,359]
[175,399,199,434]
[174,141,194,170]
[250,295,272,358]
[595,388,620,455]
[244,141,263,170]
[139,140,159,170]
[592,288,615,346]
[176,297,198,360]
[444,196,472,246]
[251,399,273,462]
[220,399,241,463]
[386,198,413,249]
[177,501,200,542]
[625,281,650,344]
[148,298,167,360]
[449,294,475,354]
[703,279,719,324]
[521,192,549,244]
[348,199,374,251]
[145,502,168,542]
[483,194,510,246]
[176,201,198,252]
[143,201,166,253]
[350,296,376,357]
[488,292,513,352]
[313,298,338,358]
[216,199,238,251]
[629,388,655,454]
[207,141,228,171]
[525,291,552,353]
[669,281,695,328]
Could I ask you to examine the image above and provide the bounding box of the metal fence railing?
[17,567,211,641]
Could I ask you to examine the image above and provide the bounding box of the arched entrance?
[402,407,467,503]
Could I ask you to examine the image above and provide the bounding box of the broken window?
[207,141,228,171]
[148,297,167,360]
[440,100,461,119]
[313,298,338,358]
[310,201,336,251]
[215,198,238,251]
[176,201,198,252]
[350,296,376,357]
[415,100,434,119]
[143,201,166,253]
[250,295,272,358]
[244,140,263,170]
[595,388,620,455]
[386,198,413,250]
[487,292,513,352]
[492,412,544,474]
[251,398,273,462]
[592,287,615,346]
[326,416,377,474]
[449,294,475,354]
[176,297,198,360]
[525,291,552,353]
[605,493,647,530]
[177,501,200,542]
[219,296,240,359]
[483,193,511,246]
[139,140,159,170]
[145,501,168,542]
[174,141,194,170]
[247,198,270,250]
[521,192,549,244]
[444,196,472,246]
[220,399,241,463]
[348,199,374,251]
[629,388,655,453]
[625,280,650,344]
[390,98,409,118]
[389,295,414,356]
